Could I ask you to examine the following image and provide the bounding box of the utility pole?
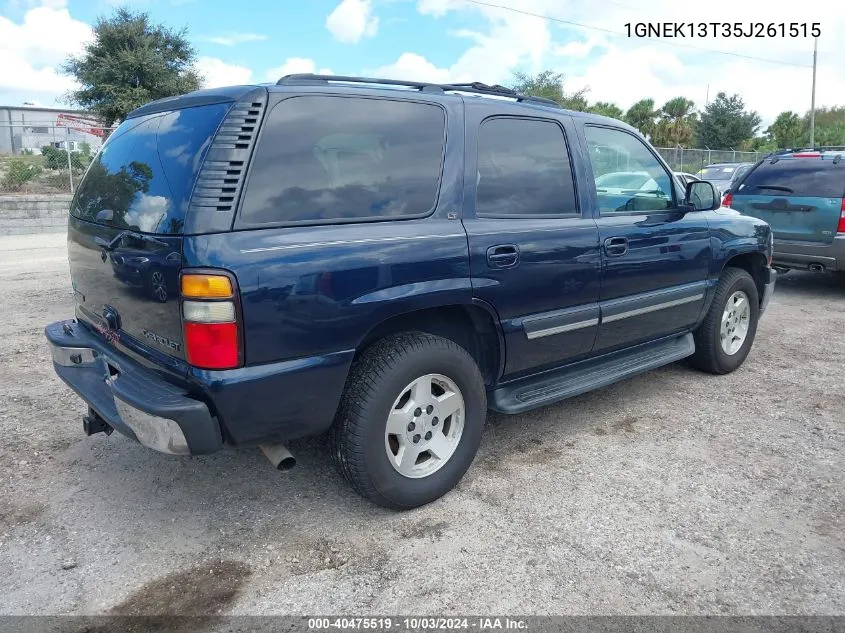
[809,36,817,147]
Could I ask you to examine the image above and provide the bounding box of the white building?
[0,105,106,155]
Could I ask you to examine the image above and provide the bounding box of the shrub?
[41,145,85,170]
[1,158,43,192]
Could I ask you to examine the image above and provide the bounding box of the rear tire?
[147,267,168,303]
[690,267,759,375]
[331,332,486,510]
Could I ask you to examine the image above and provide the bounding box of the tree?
[654,97,697,147]
[587,101,624,120]
[510,70,589,111]
[624,99,658,139]
[766,111,803,148]
[696,92,761,149]
[62,7,201,126]
[800,106,845,146]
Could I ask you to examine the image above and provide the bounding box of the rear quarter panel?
[179,93,470,444]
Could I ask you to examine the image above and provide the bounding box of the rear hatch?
[67,101,233,372]
[730,155,845,243]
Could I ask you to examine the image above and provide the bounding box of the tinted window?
[475,118,577,217]
[731,164,753,183]
[70,103,228,234]
[735,159,845,198]
[585,126,674,213]
[239,96,445,225]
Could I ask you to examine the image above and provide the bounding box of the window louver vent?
[188,100,265,228]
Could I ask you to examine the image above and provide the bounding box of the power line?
[461,0,813,69]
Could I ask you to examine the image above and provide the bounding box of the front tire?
[331,332,486,510]
[690,267,760,374]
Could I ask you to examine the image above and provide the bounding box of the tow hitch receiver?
[83,408,113,436]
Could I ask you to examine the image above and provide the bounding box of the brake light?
[181,272,241,370]
[184,322,239,369]
[792,152,821,158]
[838,199,845,234]
[722,192,733,208]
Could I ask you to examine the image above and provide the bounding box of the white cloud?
[325,0,378,44]
[371,53,452,83]
[0,3,91,101]
[202,32,267,46]
[373,0,845,129]
[265,58,334,81]
[195,57,254,87]
[126,194,169,233]
[374,0,552,85]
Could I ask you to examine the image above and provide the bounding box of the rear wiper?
[754,184,794,193]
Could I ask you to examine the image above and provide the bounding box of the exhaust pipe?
[260,443,296,471]
[809,263,825,273]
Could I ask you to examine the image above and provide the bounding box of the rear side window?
[70,103,229,234]
[238,96,446,226]
[475,117,577,217]
[735,160,845,198]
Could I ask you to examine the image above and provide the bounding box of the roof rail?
[770,146,845,155]
[276,74,562,108]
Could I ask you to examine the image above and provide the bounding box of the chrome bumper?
[45,320,221,455]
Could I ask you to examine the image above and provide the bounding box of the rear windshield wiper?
[754,184,794,193]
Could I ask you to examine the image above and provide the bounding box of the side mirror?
[685,181,719,211]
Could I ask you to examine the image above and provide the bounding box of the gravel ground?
[0,233,843,616]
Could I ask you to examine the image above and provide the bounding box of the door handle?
[604,236,629,257]
[486,244,520,269]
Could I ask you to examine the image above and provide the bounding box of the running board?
[491,333,695,414]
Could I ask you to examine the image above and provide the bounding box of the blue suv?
[45,75,776,509]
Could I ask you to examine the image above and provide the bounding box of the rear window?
[735,159,845,198]
[70,103,230,234]
[238,96,446,226]
[697,165,736,180]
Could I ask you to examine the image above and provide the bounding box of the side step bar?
[491,333,695,414]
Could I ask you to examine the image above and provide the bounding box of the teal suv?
[724,148,845,274]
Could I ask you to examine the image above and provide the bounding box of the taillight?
[722,192,733,208]
[838,199,845,234]
[180,272,241,370]
[792,152,821,158]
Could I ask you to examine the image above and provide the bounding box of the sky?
[1,0,844,129]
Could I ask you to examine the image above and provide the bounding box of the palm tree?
[659,97,697,147]
[624,99,657,139]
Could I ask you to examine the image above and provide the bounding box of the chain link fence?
[655,147,763,175]
[1,122,768,195]
[0,123,113,195]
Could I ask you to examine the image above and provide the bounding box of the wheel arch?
[355,302,504,386]
[722,251,768,304]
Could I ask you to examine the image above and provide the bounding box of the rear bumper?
[760,266,776,315]
[45,320,222,455]
[773,235,845,271]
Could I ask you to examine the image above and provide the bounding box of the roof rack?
[769,146,845,156]
[763,146,845,164]
[276,74,562,108]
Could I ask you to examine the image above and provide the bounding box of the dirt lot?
[0,232,843,616]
